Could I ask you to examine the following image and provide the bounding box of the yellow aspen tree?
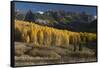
[62,33,69,47]
[26,35,30,43]
[39,30,44,45]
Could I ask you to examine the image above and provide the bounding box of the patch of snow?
[37,11,44,14]
[94,16,97,19]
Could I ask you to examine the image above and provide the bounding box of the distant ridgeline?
[15,10,97,33]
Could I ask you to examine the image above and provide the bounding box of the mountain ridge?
[15,10,97,33]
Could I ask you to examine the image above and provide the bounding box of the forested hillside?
[15,10,97,32]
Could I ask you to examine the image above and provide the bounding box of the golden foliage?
[15,20,96,47]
